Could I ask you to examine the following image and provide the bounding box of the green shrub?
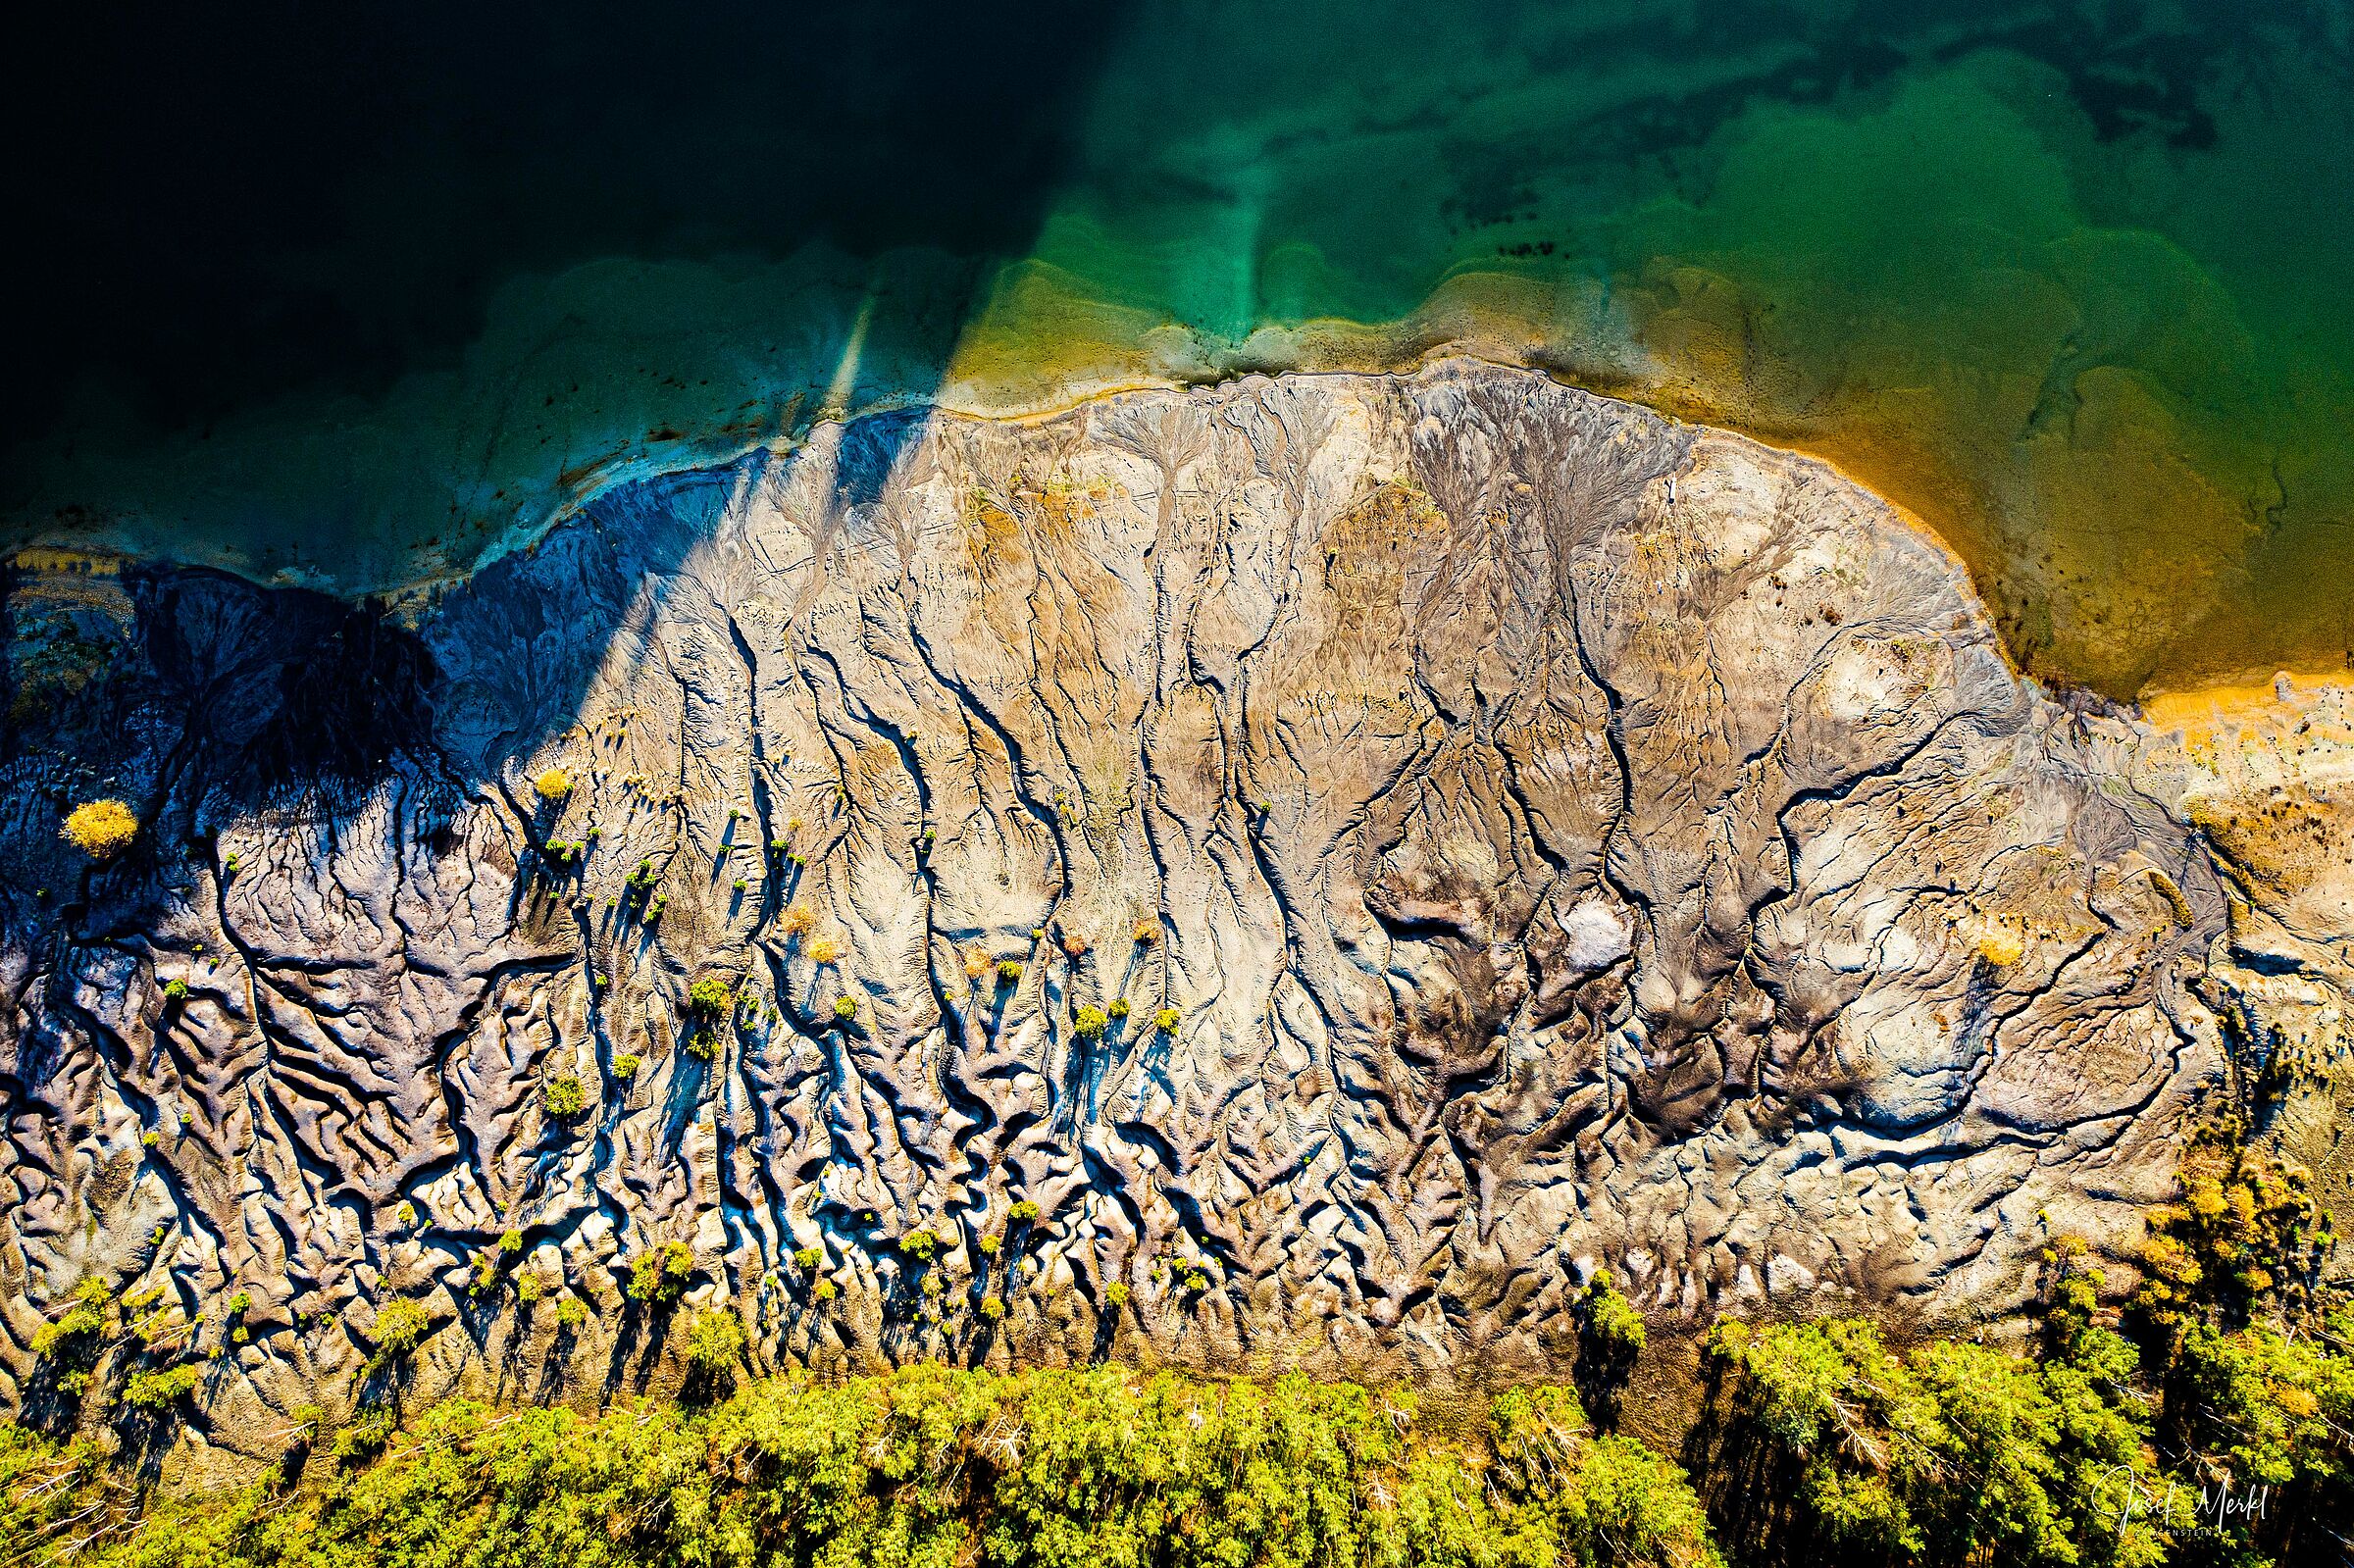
[1106,997,1130,1020]
[1073,1004,1107,1039]
[1007,1200,1040,1224]
[333,1406,396,1465]
[629,1242,695,1305]
[1698,1315,2168,1567]
[996,959,1022,986]
[612,1053,640,1081]
[2122,1118,2353,1561]
[2131,1116,2328,1358]
[498,1228,523,1255]
[1153,1007,1181,1033]
[541,1073,588,1119]
[1487,1385,1721,1567]
[226,1290,252,1319]
[31,1279,111,1361]
[370,1299,430,1362]
[686,977,734,1018]
[1104,1282,1129,1308]
[980,1295,1006,1321]
[163,979,189,1002]
[792,1245,823,1272]
[1574,1268,1646,1422]
[554,1297,588,1331]
[684,1309,745,1379]
[122,1363,201,1409]
[978,1235,1001,1256]
[898,1229,940,1262]
[832,995,858,1022]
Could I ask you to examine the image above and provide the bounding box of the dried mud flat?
[3,361,2346,1454]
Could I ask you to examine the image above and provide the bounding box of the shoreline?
[13,351,2344,723]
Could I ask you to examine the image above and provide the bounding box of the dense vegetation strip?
[5,1120,2347,1568]
[1,1369,1718,1568]
[1687,1118,2351,1568]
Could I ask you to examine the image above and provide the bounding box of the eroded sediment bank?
[3,362,2348,1462]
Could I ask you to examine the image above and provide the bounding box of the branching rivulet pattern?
[0,363,2252,1449]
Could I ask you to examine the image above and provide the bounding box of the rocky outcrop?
[2,361,2328,1449]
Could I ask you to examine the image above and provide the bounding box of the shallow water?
[9,1,2352,696]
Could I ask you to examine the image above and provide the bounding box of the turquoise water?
[11,1,2354,695]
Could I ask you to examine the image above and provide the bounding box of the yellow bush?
[534,767,574,801]
[804,936,842,966]
[781,902,817,937]
[61,799,137,859]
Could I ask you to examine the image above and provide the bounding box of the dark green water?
[9,1,2352,695]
